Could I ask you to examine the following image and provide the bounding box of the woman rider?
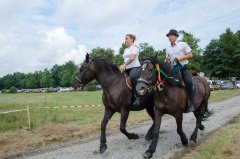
[119,34,142,107]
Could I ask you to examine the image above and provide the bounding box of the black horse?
[75,54,155,153]
[136,57,212,158]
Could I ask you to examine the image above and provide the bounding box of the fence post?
[27,105,31,131]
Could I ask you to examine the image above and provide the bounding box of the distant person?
[119,34,142,107]
[165,29,194,112]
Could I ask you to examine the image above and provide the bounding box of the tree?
[51,64,61,87]
[113,54,124,66]
[40,69,53,88]
[90,47,114,60]
[179,30,202,72]
[202,28,240,78]
[119,43,127,55]
[139,43,155,63]
[0,78,4,90]
[60,61,78,87]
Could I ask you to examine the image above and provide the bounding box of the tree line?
[0,28,239,91]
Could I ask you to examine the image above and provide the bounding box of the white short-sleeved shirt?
[123,45,141,69]
[166,41,192,65]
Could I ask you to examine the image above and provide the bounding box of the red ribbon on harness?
[156,64,165,87]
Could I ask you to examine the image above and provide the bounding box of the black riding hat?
[166,29,179,37]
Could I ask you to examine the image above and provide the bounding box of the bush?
[9,86,17,93]
[1,89,7,93]
[86,84,96,91]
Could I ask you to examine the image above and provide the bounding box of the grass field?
[183,115,240,159]
[1,89,240,132]
[0,89,240,158]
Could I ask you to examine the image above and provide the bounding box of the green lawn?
[0,89,240,133]
[183,116,240,159]
[0,91,103,110]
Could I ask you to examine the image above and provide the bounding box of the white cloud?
[0,0,239,76]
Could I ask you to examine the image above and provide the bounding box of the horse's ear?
[141,57,147,63]
[85,53,90,63]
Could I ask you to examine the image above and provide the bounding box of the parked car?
[47,87,59,92]
[96,84,102,90]
[207,80,220,91]
[220,81,234,90]
[236,81,240,88]
[58,87,74,92]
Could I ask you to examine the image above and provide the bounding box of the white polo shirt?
[166,41,192,65]
[123,45,141,69]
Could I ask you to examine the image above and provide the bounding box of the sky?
[0,0,240,77]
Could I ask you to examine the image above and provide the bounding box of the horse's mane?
[92,57,121,74]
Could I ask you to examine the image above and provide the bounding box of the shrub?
[86,84,96,91]
[9,86,17,93]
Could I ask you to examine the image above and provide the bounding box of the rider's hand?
[119,64,126,73]
[174,57,179,62]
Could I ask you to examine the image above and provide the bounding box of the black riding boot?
[133,91,143,107]
[186,85,195,112]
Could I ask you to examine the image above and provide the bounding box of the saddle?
[124,74,133,90]
[176,61,186,87]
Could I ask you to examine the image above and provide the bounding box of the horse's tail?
[201,78,213,121]
[202,102,213,121]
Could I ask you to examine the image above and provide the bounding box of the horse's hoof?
[190,137,197,143]
[129,133,139,140]
[99,144,107,153]
[181,138,188,146]
[199,125,205,131]
[142,152,153,159]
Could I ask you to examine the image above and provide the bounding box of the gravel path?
[20,96,240,159]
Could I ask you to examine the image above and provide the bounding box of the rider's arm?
[178,52,193,61]
[122,54,137,67]
[177,42,193,62]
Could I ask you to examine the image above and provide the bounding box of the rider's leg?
[129,67,142,107]
[182,65,195,112]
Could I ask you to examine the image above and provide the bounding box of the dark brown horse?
[75,54,155,153]
[136,57,212,158]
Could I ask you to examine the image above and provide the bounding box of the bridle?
[76,60,119,88]
[137,60,159,93]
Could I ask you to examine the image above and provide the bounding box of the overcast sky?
[0,0,239,77]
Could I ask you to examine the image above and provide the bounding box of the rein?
[101,75,119,88]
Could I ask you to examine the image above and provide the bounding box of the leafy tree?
[40,69,53,88]
[139,43,155,63]
[119,43,127,55]
[60,61,78,87]
[179,30,202,72]
[113,54,124,66]
[202,28,240,78]
[90,47,114,60]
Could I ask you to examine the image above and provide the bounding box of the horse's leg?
[120,108,139,139]
[100,108,115,153]
[199,101,208,131]
[175,112,188,146]
[142,109,163,159]
[145,106,155,140]
[190,111,201,143]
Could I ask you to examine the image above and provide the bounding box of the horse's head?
[75,53,96,85]
[136,57,158,96]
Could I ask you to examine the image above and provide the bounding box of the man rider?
[165,29,195,112]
